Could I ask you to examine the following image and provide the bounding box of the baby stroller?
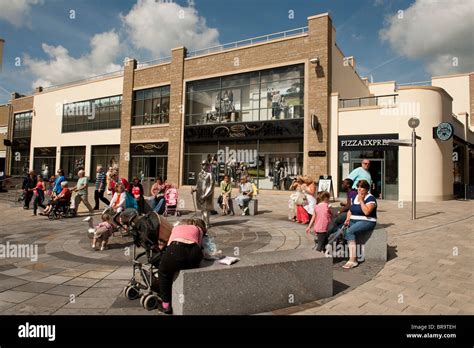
[163,187,180,217]
[123,211,172,311]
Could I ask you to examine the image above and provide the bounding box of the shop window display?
[185,64,304,125]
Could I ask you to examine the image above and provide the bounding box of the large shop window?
[183,140,303,189]
[132,86,170,126]
[60,146,86,180]
[130,142,168,181]
[90,145,120,181]
[10,145,30,176]
[13,111,32,139]
[33,147,56,179]
[185,64,304,125]
[62,95,122,133]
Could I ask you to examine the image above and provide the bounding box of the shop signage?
[338,134,399,151]
[33,147,56,156]
[184,119,304,142]
[433,122,453,141]
[308,151,326,157]
[131,142,168,155]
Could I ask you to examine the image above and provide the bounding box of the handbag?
[294,192,306,206]
[217,194,223,205]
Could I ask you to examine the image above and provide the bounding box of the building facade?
[4,12,473,201]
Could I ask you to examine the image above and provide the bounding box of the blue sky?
[0,0,472,104]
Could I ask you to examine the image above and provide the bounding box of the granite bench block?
[357,227,387,262]
[172,249,332,315]
[248,199,258,216]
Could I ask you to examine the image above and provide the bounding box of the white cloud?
[24,31,122,88]
[121,0,219,58]
[380,0,474,76]
[0,0,44,28]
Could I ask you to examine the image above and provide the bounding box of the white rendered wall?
[30,76,123,178]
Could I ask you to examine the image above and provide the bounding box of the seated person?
[327,178,356,235]
[41,181,71,215]
[235,176,253,216]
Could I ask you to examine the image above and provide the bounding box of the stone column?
[304,14,333,179]
[168,47,186,186]
[119,58,136,178]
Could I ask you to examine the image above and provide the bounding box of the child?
[84,211,114,251]
[32,175,46,216]
[306,191,332,252]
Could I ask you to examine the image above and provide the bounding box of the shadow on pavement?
[416,211,443,219]
[210,219,250,227]
[387,244,398,261]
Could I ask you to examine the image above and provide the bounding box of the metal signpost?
[388,117,421,220]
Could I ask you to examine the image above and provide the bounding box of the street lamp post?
[388,117,421,220]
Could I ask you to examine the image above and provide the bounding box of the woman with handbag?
[288,176,304,222]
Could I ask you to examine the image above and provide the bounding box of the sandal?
[342,261,358,269]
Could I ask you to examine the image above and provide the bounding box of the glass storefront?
[130,142,168,181]
[338,134,399,200]
[60,146,86,180]
[62,95,122,132]
[132,86,170,126]
[183,139,303,188]
[33,147,56,179]
[90,145,120,181]
[11,111,33,176]
[185,64,304,125]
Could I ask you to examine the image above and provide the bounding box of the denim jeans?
[235,195,251,208]
[344,219,376,241]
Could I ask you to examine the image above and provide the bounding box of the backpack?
[125,191,138,210]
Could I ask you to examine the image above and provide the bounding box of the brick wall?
[470,73,474,128]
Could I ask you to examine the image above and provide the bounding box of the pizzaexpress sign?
[339,134,399,151]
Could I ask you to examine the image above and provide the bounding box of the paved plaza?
[0,187,472,315]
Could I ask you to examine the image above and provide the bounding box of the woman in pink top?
[157,218,206,314]
[306,191,332,252]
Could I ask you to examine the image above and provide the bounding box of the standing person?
[219,174,233,215]
[327,178,356,236]
[296,176,316,224]
[22,170,37,210]
[53,169,66,197]
[93,165,110,210]
[306,191,332,252]
[72,170,93,216]
[109,171,131,193]
[289,176,305,222]
[131,176,145,214]
[192,160,214,227]
[348,159,372,190]
[32,175,46,216]
[235,175,253,216]
[342,180,377,269]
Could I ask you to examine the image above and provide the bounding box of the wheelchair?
[48,200,76,220]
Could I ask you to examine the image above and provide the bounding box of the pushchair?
[123,211,173,311]
[163,187,180,217]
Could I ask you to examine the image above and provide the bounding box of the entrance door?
[351,159,384,199]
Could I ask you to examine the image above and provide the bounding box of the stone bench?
[171,249,332,315]
[357,227,387,262]
[248,198,258,215]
